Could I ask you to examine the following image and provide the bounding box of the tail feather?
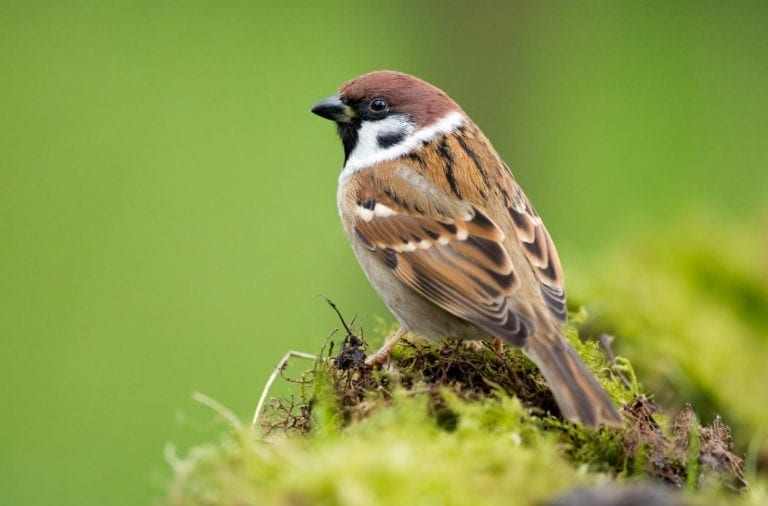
[524,330,623,428]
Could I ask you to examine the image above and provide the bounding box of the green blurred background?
[2,2,767,504]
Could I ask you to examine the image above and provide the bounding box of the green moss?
[165,330,753,505]
[167,382,596,506]
[570,211,768,459]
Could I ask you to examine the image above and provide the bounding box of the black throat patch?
[337,121,360,162]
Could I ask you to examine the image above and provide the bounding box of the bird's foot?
[365,328,407,366]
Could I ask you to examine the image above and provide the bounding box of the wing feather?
[506,183,567,323]
[353,183,534,345]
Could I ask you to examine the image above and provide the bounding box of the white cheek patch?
[339,111,465,183]
[344,115,415,178]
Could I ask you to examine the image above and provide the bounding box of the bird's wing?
[350,156,535,345]
[504,178,567,323]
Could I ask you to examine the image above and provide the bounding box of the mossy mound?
[164,324,757,505]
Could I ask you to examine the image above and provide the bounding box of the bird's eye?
[370,98,389,113]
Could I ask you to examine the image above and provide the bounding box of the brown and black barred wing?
[435,121,568,325]
[505,181,567,323]
[352,185,535,346]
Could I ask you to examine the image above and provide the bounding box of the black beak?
[310,95,355,123]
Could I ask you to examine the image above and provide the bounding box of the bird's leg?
[365,328,408,365]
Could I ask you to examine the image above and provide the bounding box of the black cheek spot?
[377,131,406,149]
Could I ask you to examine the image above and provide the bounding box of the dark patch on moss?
[334,334,367,371]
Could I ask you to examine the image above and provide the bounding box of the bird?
[311,70,623,428]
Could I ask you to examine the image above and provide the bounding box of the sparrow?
[311,70,622,428]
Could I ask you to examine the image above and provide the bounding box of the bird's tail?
[523,329,623,428]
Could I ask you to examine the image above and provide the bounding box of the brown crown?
[340,71,463,128]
